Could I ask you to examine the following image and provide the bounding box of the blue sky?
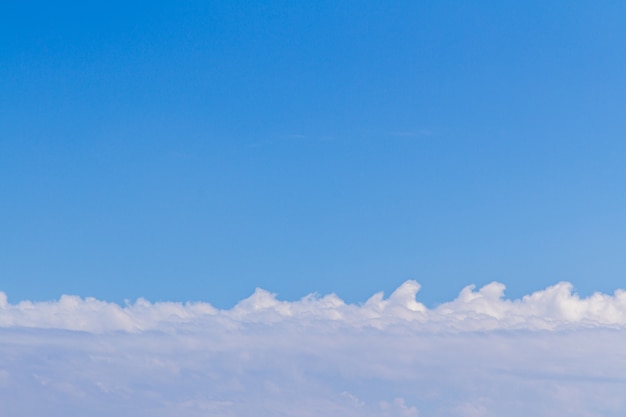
[3,1,626,307]
[5,3,626,416]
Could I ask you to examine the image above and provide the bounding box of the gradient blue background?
[2,1,626,307]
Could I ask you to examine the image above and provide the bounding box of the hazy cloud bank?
[2,280,626,332]
[2,281,626,416]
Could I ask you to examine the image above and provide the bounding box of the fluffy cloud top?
[2,280,626,332]
[2,281,626,417]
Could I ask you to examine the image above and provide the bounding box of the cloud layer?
[2,280,626,332]
[2,281,626,416]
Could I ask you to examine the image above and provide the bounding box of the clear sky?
[2,1,626,307]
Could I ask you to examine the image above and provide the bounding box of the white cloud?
[3,280,626,332]
[379,398,419,417]
[2,281,626,416]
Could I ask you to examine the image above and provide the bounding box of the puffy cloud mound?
[2,281,626,416]
[2,280,626,332]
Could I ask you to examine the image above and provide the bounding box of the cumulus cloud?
[2,280,626,332]
[2,281,626,416]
